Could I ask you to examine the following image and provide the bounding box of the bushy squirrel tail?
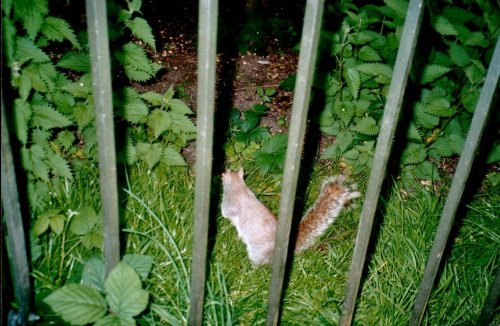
[295,176,360,253]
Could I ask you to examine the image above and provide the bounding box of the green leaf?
[137,142,162,169]
[33,214,50,235]
[448,134,465,155]
[119,42,161,82]
[425,98,454,117]
[44,284,107,325]
[358,45,382,62]
[141,91,163,106]
[147,109,171,139]
[280,74,296,91]
[486,143,500,164]
[70,206,99,236]
[15,38,50,65]
[123,254,154,281]
[356,63,393,84]
[73,103,95,130]
[13,0,48,39]
[464,60,485,84]
[3,18,16,66]
[431,15,458,36]
[350,117,379,136]
[52,91,76,114]
[58,52,90,72]
[402,143,427,165]
[320,120,340,136]
[321,143,340,160]
[162,147,187,166]
[14,99,32,144]
[126,17,156,50]
[171,113,196,134]
[428,137,453,159]
[384,0,408,20]
[61,74,92,98]
[32,129,50,144]
[124,100,149,124]
[413,161,440,180]
[464,32,489,48]
[49,214,65,235]
[41,17,80,49]
[336,130,354,152]
[169,99,193,115]
[81,257,106,292]
[105,262,149,319]
[449,43,471,68]
[32,104,72,129]
[443,6,475,25]
[253,134,288,174]
[46,153,72,179]
[406,123,422,141]
[127,0,142,13]
[56,131,75,150]
[21,145,49,181]
[419,65,451,84]
[345,68,360,100]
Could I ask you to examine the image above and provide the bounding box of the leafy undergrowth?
[32,163,499,324]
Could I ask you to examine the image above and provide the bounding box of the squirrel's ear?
[238,168,244,178]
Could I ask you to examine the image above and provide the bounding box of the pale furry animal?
[221,169,360,266]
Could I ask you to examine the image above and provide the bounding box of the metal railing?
[1,0,498,325]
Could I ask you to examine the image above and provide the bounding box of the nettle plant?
[225,87,288,175]
[3,0,194,211]
[318,0,499,184]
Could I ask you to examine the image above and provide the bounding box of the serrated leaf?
[486,143,500,164]
[34,214,50,235]
[320,120,340,136]
[425,98,454,117]
[32,129,50,144]
[13,0,48,39]
[321,143,340,160]
[169,99,193,115]
[413,161,440,180]
[431,15,458,36]
[124,100,149,124]
[119,42,161,82]
[384,0,408,20]
[449,43,471,68]
[123,254,154,281]
[428,137,453,159]
[253,134,287,175]
[147,109,171,139]
[58,52,90,72]
[443,6,475,25]
[126,17,156,49]
[162,147,186,166]
[346,68,360,100]
[351,117,379,136]
[464,32,488,48]
[32,104,72,129]
[402,143,427,165]
[141,91,163,106]
[14,99,32,144]
[448,134,464,155]
[41,17,80,49]
[358,45,382,62]
[21,145,49,181]
[3,17,16,66]
[333,102,355,125]
[83,125,97,151]
[49,214,65,235]
[127,0,142,14]
[465,61,485,84]
[105,262,149,319]
[81,257,105,292]
[56,131,75,150]
[15,37,50,65]
[73,103,94,130]
[356,63,393,84]
[61,74,92,98]
[70,206,99,236]
[171,113,196,134]
[46,153,72,179]
[406,123,422,141]
[52,91,75,114]
[419,65,451,84]
[137,142,162,169]
[44,284,107,325]
[336,130,354,152]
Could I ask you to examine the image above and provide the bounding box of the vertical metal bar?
[188,0,218,324]
[410,37,500,326]
[265,1,324,325]
[477,267,500,325]
[1,99,32,325]
[85,0,120,275]
[339,0,424,324]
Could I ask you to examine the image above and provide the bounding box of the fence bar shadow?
[265,1,325,325]
[85,0,121,275]
[188,0,219,325]
[338,0,425,324]
[409,36,500,326]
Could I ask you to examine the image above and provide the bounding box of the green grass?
[30,162,499,325]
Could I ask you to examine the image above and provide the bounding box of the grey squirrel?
[221,169,360,266]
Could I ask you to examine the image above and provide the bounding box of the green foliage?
[4,0,193,213]
[45,257,152,325]
[316,0,498,185]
